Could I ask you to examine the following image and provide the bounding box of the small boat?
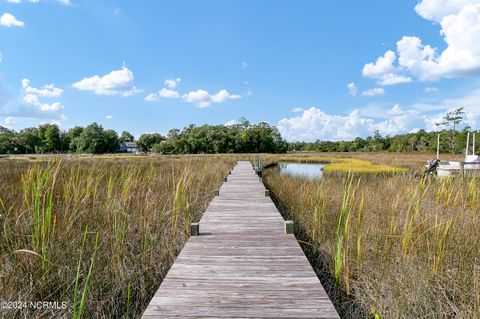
[426,132,480,177]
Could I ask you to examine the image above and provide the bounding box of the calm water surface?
[279,163,324,179]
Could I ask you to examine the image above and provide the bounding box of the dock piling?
[190,223,200,236]
[285,220,294,234]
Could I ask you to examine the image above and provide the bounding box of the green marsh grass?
[0,155,235,318]
[262,153,480,318]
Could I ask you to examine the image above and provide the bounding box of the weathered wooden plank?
[141,161,339,319]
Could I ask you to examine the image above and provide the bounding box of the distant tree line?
[0,118,288,154]
[289,107,476,154]
[0,122,121,154]
[149,118,287,154]
[288,128,478,153]
[1,109,476,155]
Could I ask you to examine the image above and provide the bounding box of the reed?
[0,155,234,318]
[263,152,480,318]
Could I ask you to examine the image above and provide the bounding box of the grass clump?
[263,153,480,318]
[0,155,235,318]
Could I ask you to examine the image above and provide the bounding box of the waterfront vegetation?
[279,155,406,173]
[1,152,479,318]
[262,152,480,318]
[0,155,235,318]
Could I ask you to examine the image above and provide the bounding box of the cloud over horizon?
[72,66,140,96]
[182,89,241,108]
[277,86,480,142]
[0,78,65,123]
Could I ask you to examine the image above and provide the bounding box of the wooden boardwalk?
[142,161,339,318]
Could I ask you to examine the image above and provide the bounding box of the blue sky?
[1,0,480,141]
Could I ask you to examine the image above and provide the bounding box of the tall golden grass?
[263,153,480,318]
[0,156,234,318]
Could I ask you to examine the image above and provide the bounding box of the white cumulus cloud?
[23,93,63,112]
[144,93,158,102]
[159,88,179,98]
[22,79,63,97]
[347,82,358,96]
[278,84,480,142]
[105,115,113,120]
[364,0,480,83]
[362,50,412,85]
[144,88,180,101]
[0,79,66,121]
[278,108,375,142]
[362,88,385,96]
[144,78,241,108]
[72,66,140,96]
[182,89,241,108]
[0,13,24,27]
[164,78,181,89]
[277,106,429,142]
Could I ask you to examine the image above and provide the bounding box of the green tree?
[152,140,177,154]
[37,124,61,153]
[104,129,120,153]
[436,107,465,153]
[0,126,16,154]
[75,123,118,154]
[119,131,134,143]
[67,126,84,152]
[137,133,165,152]
[16,127,41,154]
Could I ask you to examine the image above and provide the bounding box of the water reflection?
[279,163,324,180]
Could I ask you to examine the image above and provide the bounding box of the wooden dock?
[142,161,339,318]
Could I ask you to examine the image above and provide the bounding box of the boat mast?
[466,132,470,157]
[473,133,476,155]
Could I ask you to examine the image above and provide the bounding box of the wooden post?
[460,162,465,177]
[436,133,440,160]
[214,190,219,196]
[190,223,199,236]
[285,220,294,234]
[265,190,270,197]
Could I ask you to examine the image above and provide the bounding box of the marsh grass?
[263,153,480,318]
[279,155,406,173]
[0,155,235,318]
